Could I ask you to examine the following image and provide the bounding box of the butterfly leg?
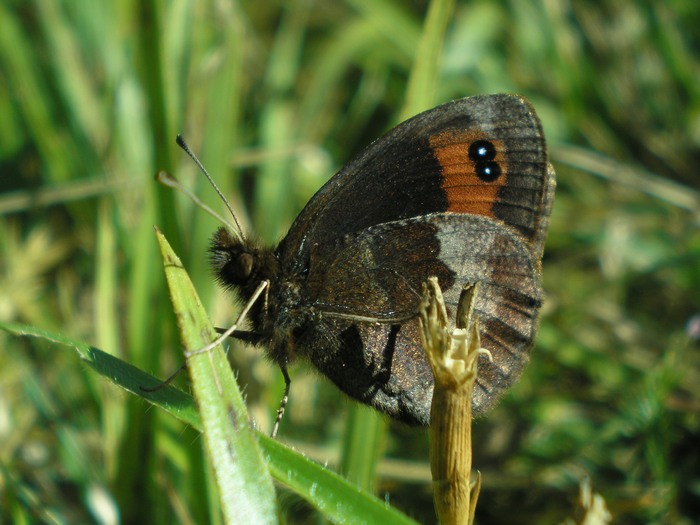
[271,363,291,438]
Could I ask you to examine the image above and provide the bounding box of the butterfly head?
[209,227,278,298]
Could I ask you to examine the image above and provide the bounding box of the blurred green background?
[1,1,699,523]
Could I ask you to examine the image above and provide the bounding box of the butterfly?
[207,94,555,429]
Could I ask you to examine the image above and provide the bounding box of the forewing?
[277,94,549,274]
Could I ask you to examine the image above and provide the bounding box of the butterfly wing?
[274,94,553,424]
[277,94,549,272]
[296,214,541,424]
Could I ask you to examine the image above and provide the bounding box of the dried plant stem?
[419,278,488,525]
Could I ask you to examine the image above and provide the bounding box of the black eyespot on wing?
[468,139,497,161]
[468,139,502,182]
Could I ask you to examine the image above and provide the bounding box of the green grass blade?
[1,320,419,524]
[0,322,202,429]
[264,437,417,525]
[155,229,278,524]
[401,0,456,118]
[340,406,387,491]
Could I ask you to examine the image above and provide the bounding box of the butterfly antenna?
[156,171,238,233]
[175,135,244,239]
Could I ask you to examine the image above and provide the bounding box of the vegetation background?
[1,0,699,523]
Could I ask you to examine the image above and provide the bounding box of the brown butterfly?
[207,94,555,429]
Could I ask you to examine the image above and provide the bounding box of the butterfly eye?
[236,252,254,280]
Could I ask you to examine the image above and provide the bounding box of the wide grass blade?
[1,319,419,524]
[156,229,277,524]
